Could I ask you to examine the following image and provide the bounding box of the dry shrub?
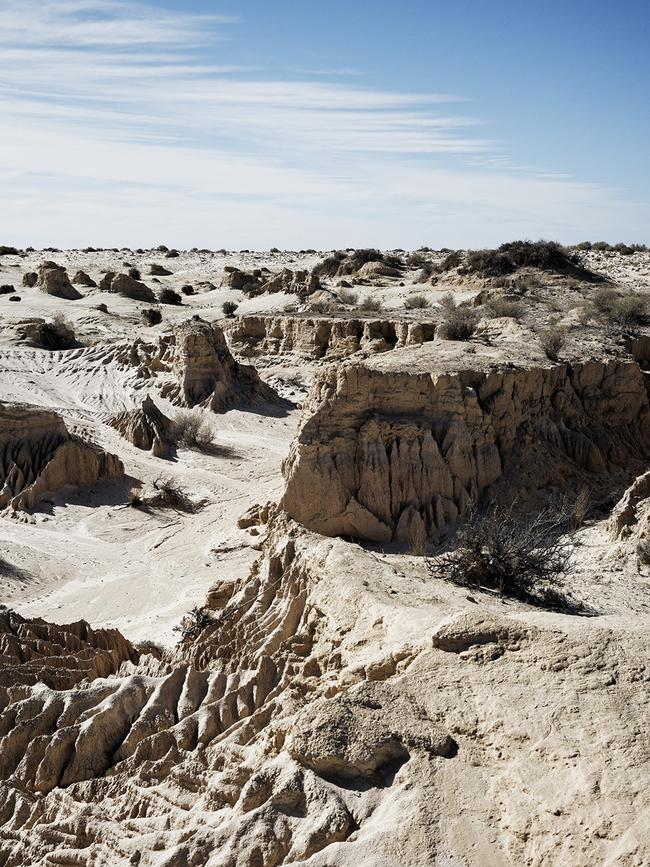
[142,307,162,325]
[425,500,576,609]
[360,296,382,312]
[159,287,183,305]
[440,251,463,271]
[128,267,141,281]
[27,313,76,350]
[222,300,239,316]
[484,297,523,319]
[437,293,478,340]
[338,288,358,305]
[636,540,650,566]
[591,288,648,328]
[404,293,430,310]
[539,324,567,360]
[174,410,215,450]
[465,240,598,281]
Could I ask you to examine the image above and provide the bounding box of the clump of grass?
[222,300,239,317]
[404,294,430,310]
[437,293,479,340]
[174,410,215,451]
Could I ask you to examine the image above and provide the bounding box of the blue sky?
[1,0,648,248]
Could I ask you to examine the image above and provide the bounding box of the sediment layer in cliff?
[224,314,436,362]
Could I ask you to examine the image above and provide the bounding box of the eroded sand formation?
[0,245,649,865]
[0,404,123,511]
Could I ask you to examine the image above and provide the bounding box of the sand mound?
[0,404,123,510]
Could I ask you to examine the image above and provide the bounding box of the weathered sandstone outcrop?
[109,395,176,457]
[99,271,156,302]
[36,263,82,300]
[0,404,124,510]
[0,516,648,866]
[121,319,280,412]
[281,344,650,546]
[224,314,436,361]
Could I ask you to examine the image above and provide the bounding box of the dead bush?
[440,251,463,271]
[404,293,430,310]
[174,410,215,450]
[151,476,197,512]
[174,606,214,641]
[425,500,575,609]
[24,313,76,350]
[437,293,478,340]
[539,324,567,360]
[128,267,141,281]
[636,540,650,566]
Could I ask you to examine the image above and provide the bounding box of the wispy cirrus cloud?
[0,0,645,247]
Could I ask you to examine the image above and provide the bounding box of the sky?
[1,0,648,249]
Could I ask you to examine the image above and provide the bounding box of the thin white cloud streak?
[0,0,645,246]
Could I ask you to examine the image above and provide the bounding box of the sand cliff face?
[0,404,123,510]
[281,349,650,546]
[225,314,436,362]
